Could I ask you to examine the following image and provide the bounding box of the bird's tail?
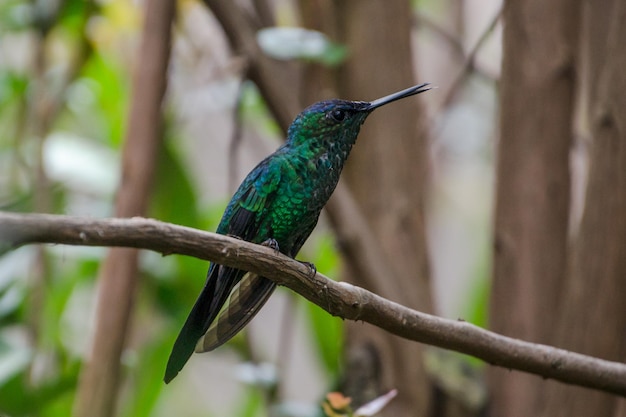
[164,264,240,383]
[197,274,276,352]
[164,267,276,383]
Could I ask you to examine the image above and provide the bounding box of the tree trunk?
[333,1,433,415]
[489,0,580,415]
[538,0,626,415]
[73,1,174,416]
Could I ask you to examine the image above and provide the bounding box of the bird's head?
[286,83,432,153]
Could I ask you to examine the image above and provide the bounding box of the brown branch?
[413,11,496,85]
[202,0,298,130]
[1,212,625,397]
[438,6,503,110]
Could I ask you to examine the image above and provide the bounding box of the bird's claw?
[261,238,280,253]
[299,261,317,278]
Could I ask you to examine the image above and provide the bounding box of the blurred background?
[0,0,624,416]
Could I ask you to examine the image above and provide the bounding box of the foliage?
[0,1,350,416]
[0,0,497,415]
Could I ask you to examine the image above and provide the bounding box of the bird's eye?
[329,109,347,122]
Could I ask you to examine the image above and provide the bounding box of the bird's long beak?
[366,83,432,111]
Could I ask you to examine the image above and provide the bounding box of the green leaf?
[56,0,93,35]
[149,132,201,229]
[0,347,31,386]
[305,302,343,378]
[0,360,79,416]
[120,335,171,417]
[464,246,490,329]
[235,387,264,417]
[78,53,129,146]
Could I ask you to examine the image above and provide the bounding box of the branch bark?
[1,212,625,397]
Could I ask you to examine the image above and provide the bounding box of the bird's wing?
[164,162,281,383]
[194,172,281,352]
[196,272,275,352]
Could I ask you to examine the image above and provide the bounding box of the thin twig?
[203,0,298,130]
[422,6,503,148]
[414,12,465,58]
[439,6,503,110]
[1,212,625,397]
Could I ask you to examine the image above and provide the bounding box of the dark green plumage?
[164,84,431,383]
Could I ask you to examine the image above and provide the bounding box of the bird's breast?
[267,156,341,245]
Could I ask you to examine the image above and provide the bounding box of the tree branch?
[1,211,625,397]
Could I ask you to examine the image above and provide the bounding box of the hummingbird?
[164,83,431,383]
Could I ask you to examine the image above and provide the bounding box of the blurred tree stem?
[335,1,434,412]
[541,1,626,415]
[28,16,54,381]
[72,1,175,417]
[489,0,579,415]
[27,0,92,384]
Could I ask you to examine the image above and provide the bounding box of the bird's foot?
[261,238,280,254]
[298,261,317,278]
[227,234,243,240]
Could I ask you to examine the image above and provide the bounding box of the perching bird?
[164,84,431,383]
